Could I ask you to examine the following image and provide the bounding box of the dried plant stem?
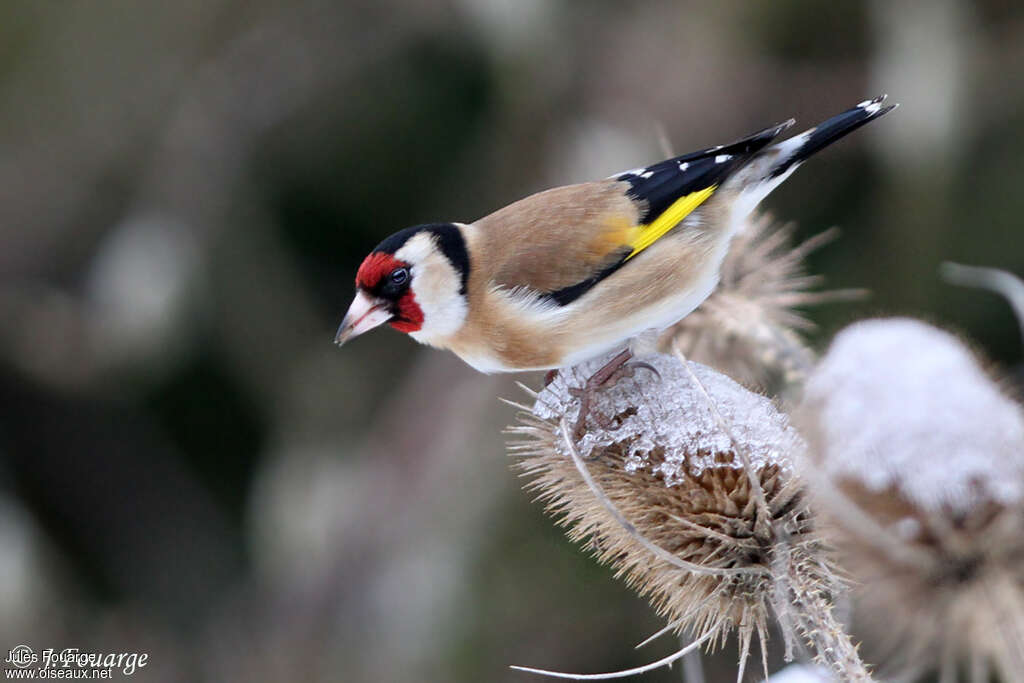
[515,381,540,398]
[510,626,718,680]
[941,262,1024,340]
[787,226,842,259]
[634,590,732,651]
[781,554,874,681]
[772,288,869,306]
[969,651,990,683]
[557,417,768,579]
[634,618,685,649]
[680,632,706,683]
[939,646,957,683]
[771,538,800,664]
[653,120,675,157]
[984,573,1024,675]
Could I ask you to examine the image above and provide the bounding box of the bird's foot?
[623,360,661,382]
[568,350,659,442]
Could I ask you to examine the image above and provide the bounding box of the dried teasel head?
[508,352,871,680]
[659,213,865,394]
[799,317,1024,681]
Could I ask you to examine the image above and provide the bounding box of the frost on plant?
[804,317,1024,513]
[509,353,870,680]
[800,315,1024,681]
[533,353,803,477]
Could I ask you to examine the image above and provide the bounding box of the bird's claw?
[569,350,637,440]
[626,360,660,381]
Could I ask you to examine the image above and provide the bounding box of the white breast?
[556,257,722,368]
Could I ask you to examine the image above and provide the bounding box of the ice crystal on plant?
[508,353,872,680]
[800,314,1024,681]
[803,317,1024,513]
[533,352,803,479]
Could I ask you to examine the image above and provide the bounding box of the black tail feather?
[768,94,897,178]
[615,119,796,223]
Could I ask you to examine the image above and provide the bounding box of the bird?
[336,95,896,432]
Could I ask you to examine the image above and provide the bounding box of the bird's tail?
[765,94,897,179]
[727,95,898,220]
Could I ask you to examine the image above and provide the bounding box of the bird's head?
[335,223,470,346]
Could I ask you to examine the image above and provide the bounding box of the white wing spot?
[677,161,689,171]
[715,154,731,164]
[617,168,654,180]
[858,98,883,115]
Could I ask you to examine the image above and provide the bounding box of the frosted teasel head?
[799,317,1024,680]
[658,213,865,393]
[507,353,868,680]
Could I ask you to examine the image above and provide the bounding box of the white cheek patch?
[395,233,467,342]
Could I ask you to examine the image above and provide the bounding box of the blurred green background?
[1,1,1022,681]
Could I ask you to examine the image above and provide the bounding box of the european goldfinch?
[336,96,896,378]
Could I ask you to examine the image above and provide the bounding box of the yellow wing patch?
[592,215,641,254]
[624,185,717,261]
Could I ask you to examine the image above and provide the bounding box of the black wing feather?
[540,120,794,306]
[616,120,794,223]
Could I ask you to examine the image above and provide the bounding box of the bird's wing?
[476,181,642,296]
[478,120,794,305]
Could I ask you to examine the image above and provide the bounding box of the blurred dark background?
[1,1,1022,681]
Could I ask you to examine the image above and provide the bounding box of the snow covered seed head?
[659,214,864,395]
[800,317,1024,680]
[507,353,863,678]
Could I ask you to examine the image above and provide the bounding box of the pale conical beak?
[334,290,393,346]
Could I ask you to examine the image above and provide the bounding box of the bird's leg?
[570,348,636,440]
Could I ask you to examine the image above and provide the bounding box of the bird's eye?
[389,267,409,285]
